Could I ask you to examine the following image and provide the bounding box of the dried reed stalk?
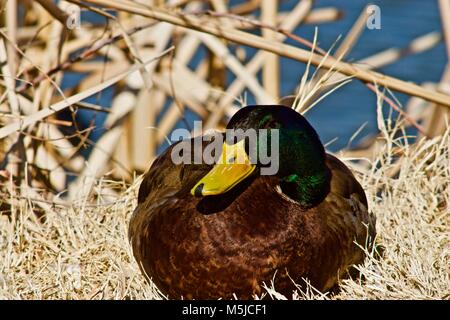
[302,7,342,25]
[205,0,313,129]
[0,48,174,140]
[79,0,450,108]
[5,0,18,77]
[261,0,280,100]
[421,65,450,138]
[439,0,450,59]
[34,0,69,27]
[297,6,370,112]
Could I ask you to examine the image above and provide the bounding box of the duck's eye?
[266,119,280,129]
[227,156,236,164]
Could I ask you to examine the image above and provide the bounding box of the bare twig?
[35,0,70,27]
[16,22,156,93]
[191,7,326,55]
[0,47,174,139]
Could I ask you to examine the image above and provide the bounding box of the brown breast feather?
[129,139,376,299]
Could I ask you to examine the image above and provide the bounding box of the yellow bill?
[191,139,256,197]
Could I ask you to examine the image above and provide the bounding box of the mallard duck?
[129,105,376,299]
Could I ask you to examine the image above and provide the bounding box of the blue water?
[292,0,446,150]
[61,0,446,154]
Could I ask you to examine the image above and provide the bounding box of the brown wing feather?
[326,154,368,208]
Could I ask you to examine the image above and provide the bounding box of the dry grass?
[0,103,448,300]
[335,134,450,300]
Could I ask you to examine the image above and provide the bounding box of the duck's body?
[129,105,376,299]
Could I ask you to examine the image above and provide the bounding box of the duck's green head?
[191,105,331,208]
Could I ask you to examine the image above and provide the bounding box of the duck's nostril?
[194,183,205,197]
